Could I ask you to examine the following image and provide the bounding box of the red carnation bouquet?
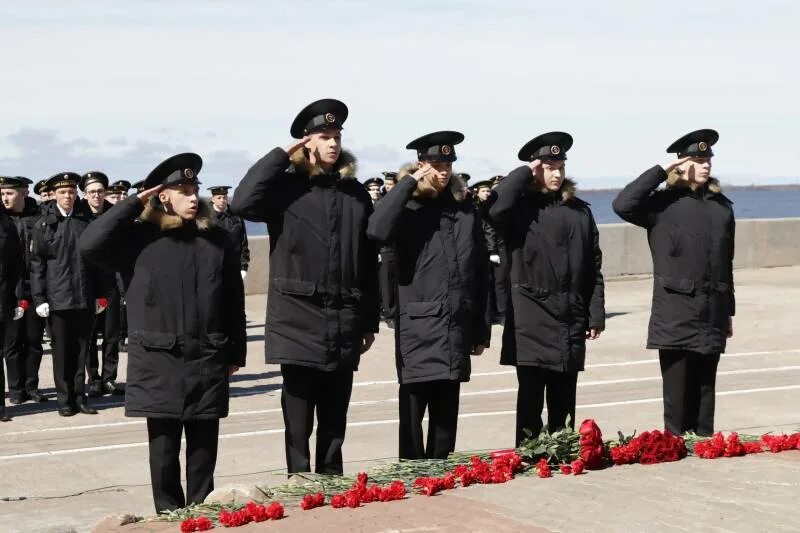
[609,430,687,465]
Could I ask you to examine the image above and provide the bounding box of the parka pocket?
[399,301,445,358]
[660,276,695,295]
[130,330,177,350]
[273,278,316,297]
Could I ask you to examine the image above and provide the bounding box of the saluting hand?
[284,136,311,156]
[137,184,163,205]
[661,156,692,176]
[411,163,436,183]
[527,158,543,174]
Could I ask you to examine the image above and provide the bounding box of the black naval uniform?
[490,133,605,445]
[0,201,22,420]
[368,131,490,459]
[79,154,246,512]
[613,129,733,436]
[4,195,46,404]
[231,99,379,474]
[30,173,103,416]
[213,208,250,274]
[82,191,123,396]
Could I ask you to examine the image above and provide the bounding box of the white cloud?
[0,0,798,187]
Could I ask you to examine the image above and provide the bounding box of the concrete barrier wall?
[243,218,800,294]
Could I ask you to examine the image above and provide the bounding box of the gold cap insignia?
[324,112,336,123]
[550,145,561,155]
[698,141,708,151]
[441,145,452,155]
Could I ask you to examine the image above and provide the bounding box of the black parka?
[30,201,101,312]
[0,206,22,321]
[490,167,605,372]
[78,195,247,420]
[214,206,250,272]
[612,165,735,355]
[8,197,39,302]
[231,148,379,372]
[367,174,490,384]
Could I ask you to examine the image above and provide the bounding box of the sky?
[1,0,798,189]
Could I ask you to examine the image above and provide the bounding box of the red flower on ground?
[571,459,585,475]
[300,492,325,510]
[535,458,552,478]
[559,465,572,475]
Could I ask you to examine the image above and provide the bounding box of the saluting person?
[490,132,605,445]
[613,129,733,437]
[79,153,246,512]
[368,131,490,460]
[231,99,379,474]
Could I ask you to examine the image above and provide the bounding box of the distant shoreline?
[581,183,800,193]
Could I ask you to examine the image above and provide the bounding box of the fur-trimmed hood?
[531,177,577,203]
[289,148,357,180]
[397,162,467,202]
[139,198,216,232]
[666,170,722,194]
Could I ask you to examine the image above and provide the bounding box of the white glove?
[240,270,247,280]
[13,307,25,321]
[489,254,501,265]
[378,254,382,264]
[35,303,50,318]
[95,298,108,315]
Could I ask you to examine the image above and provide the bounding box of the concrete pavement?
[1,266,799,532]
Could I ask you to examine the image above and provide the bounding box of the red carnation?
[266,502,284,519]
[571,459,585,475]
[301,492,325,510]
[559,465,572,475]
[535,458,552,478]
[331,494,346,508]
[18,300,30,311]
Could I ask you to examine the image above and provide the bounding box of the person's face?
[84,183,106,209]
[419,161,453,192]
[55,187,77,211]
[367,185,381,201]
[534,160,566,192]
[106,192,119,204]
[119,191,128,200]
[305,128,342,166]
[1,188,24,211]
[39,191,50,201]
[211,193,228,211]
[384,179,396,192]
[159,183,199,220]
[676,157,712,185]
[477,186,491,201]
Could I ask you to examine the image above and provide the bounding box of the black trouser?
[50,309,93,407]
[378,249,396,321]
[87,286,121,383]
[147,418,220,513]
[515,366,578,446]
[3,309,45,397]
[280,364,353,474]
[398,380,461,460]
[659,350,720,436]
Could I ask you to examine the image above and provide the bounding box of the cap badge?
[698,141,708,152]
[441,145,452,155]
[550,145,561,155]
[184,168,194,179]
[64,174,69,179]
[324,112,336,123]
